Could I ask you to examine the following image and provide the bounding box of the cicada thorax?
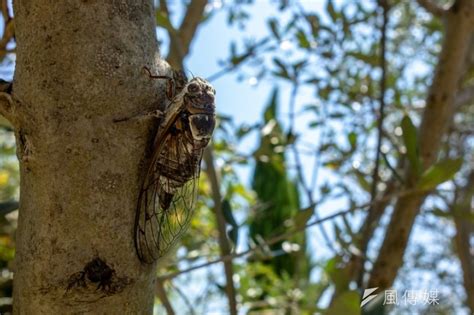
[155,111,212,210]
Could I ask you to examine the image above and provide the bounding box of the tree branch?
[455,84,474,108]
[158,0,169,16]
[370,0,389,203]
[158,188,417,282]
[368,0,474,290]
[354,0,390,288]
[288,82,335,253]
[416,0,446,17]
[156,280,176,315]
[203,148,238,315]
[167,0,208,69]
[452,172,474,313]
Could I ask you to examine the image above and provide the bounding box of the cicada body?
[134,74,216,264]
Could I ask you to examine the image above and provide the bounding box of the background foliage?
[0,0,473,314]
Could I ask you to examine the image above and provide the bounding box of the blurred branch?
[158,188,418,282]
[355,180,396,286]
[370,0,389,203]
[452,172,474,313]
[355,0,390,288]
[166,0,208,69]
[156,280,175,315]
[368,0,474,290]
[288,82,335,253]
[203,148,238,315]
[416,0,446,17]
[207,37,270,82]
[158,0,169,16]
[455,84,474,108]
[170,281,196,315]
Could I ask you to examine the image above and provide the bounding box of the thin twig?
[206,37,271,82]
[203,148,238,315]
[167,0,208,69]
[158,188,418,282]
[452,173,474,312]
[309,109,327,192]
[156,280,176,315]
[356,0,390,288]
[170,281,197,315]
[370,0,389,208]
[288,82,336,252]
[158,0,169,16]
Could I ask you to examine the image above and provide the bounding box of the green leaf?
[264,88,279,122]
[272,58,290,79]
[222,199,238,228]
[227,227,238,247]
[417,158,463,191]
[294,205,314,229]
[355,171,371,192]
[304,14,320,38]
[346,51,378,67]
[325,291,360,315]
[348,132,357,150]
[296,29,310,49]
[267,18,280,40]
[155,11,173,30]
[236,124,253,139]
[324,256,350,292]
[401,115,421,176]
[326,0,338,22]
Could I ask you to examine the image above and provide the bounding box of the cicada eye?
[187,82,199,94]
[206,85,216,95]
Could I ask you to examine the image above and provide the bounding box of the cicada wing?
[134,131,202,264]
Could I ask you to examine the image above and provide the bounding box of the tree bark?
[10,0,170,313]
[368,0,474,289]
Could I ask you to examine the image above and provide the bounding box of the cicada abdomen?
[135,74,216,263]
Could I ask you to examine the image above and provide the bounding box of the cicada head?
[183,77,216,141]
[184,77,216,115]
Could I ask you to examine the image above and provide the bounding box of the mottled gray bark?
[6,1,170,313]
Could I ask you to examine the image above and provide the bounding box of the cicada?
[134,69,216,264]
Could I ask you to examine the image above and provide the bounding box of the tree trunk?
[8,0,169,313]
